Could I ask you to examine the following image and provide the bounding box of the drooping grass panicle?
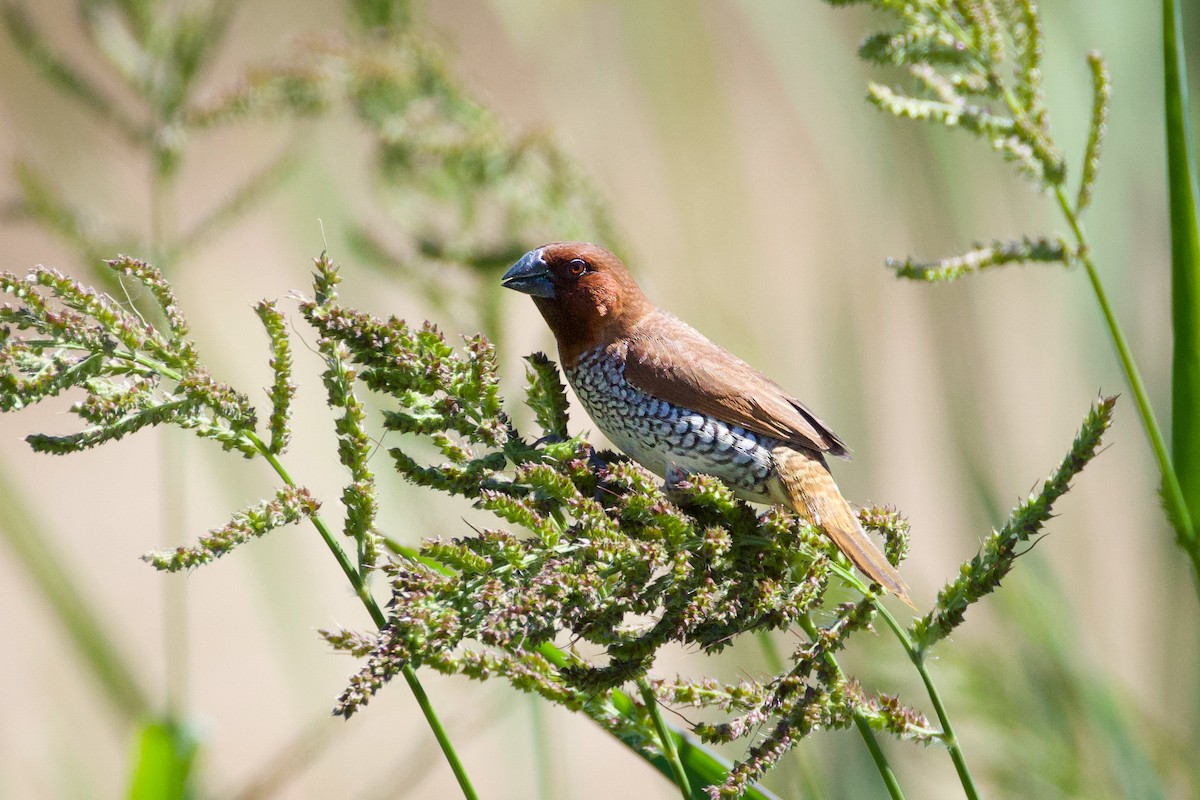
[1077,51,1111,215]
[830,0,1200,599]
[910,395,1117,655]
[889,235,1072,282]
[0,3,145,145]
[254,299,295,456]
[833,0,1067,186]
[142,486,320,571]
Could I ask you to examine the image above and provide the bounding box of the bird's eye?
[568,258,587,277]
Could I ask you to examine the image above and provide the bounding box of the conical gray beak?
[501,249,555,298]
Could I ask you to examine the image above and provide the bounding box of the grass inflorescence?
[0,251,1117,798]
[825,0,1200,591]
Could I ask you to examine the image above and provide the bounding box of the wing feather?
[622,311,848,457]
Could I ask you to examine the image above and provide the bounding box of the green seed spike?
[1077,51,1112,215]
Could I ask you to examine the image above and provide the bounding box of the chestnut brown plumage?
[502,242,913,607]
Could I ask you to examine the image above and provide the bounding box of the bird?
[501,242,913,608]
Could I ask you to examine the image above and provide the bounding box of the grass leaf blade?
[1164,0,1200,542]
[127,719,201,800]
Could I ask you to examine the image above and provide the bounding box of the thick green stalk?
[638,678,693,800]
[1163,0,1200,540]
[247,434,480,800]
[1053,187,1200,582]
[821,559,979,800]
[796,615,906,800]
[852,714,904,798]
[874,604,979,800]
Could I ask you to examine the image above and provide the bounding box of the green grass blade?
[127,718,201,800]
[1164,0,1200,539]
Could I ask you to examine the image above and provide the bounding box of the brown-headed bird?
[502,242,913,607]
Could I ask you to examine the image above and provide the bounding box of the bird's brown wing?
[622,311,849,457]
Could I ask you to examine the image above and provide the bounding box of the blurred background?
[0,1,1197,797]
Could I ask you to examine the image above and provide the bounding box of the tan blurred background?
[0,1,1196,798]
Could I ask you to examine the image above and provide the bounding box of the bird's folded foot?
[588,448,626,472]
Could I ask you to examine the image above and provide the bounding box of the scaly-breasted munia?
[502,242,912,607]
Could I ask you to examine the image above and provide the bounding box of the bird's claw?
[531,433,566,448]
[587,448,625,472]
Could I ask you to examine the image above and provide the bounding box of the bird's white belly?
[567,347,780,500]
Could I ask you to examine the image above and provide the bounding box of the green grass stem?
[876,603,979,800]
[796,615,906,800]
[1052,185,1200,586]
[246,432,481,800]
[639,677,694,800]
[822,559,980,800]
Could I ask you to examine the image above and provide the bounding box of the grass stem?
[796,615,906,800]
[246,432,480,800]
[639,678,694,800]
[755,632,826,796]
[1052,185,1200,590]
[873,604,979,800]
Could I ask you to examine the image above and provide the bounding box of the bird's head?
[502,242,651,365]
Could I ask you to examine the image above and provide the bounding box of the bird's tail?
[773,446,915,609]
